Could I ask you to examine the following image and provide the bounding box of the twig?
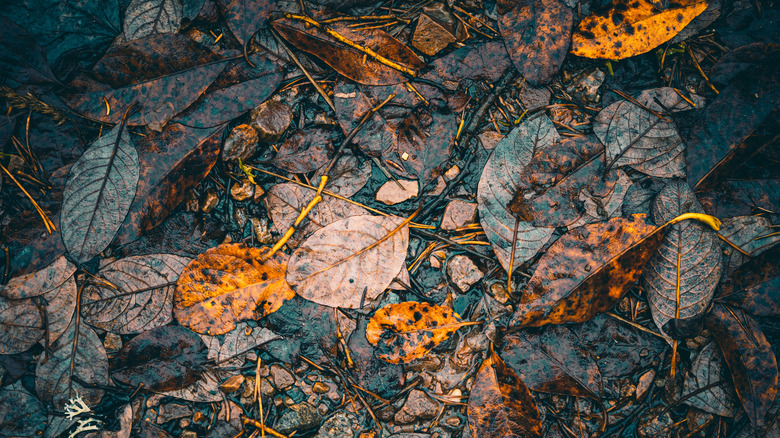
[269,28,335,112]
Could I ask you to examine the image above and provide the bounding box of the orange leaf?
[366,301,467,364]
[174,243,295,335]
[570,0,709,60]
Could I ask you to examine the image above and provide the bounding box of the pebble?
[222,124,259,162]
[274,402,322,435]
[376,179,418,205]
[440,200,477,230]
[394,389,439,424]
[156,403,192,424]
[315,411,358,438]
[230,179,256,201]
[270,364,296,390]
[312,382,329,394]
[103,332,122,352]
[200,189,219,214]
[565,67,605,104]
[446,255,484,293]
[220,375,245,393]
[250,100,293,143]
[636,370,655,400]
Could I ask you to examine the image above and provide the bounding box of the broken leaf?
[388,107,457,184]
[718,216,780,274]
[41,275,78,345]
[174,243,295,335]
[111,325,208,391]
[468,349,543,437]
[570,0,709,60]
[366,301,465,364]
[511,214,665,327]
[311,154,372,198]
[0,15,61,86]
[286,214,409,309]
[0,381,46,437]
[82,254,191,334]
[123,0,182,41]
[200,322,280,364]
[61,120,138,264]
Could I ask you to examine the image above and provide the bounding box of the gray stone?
[315,411,357,438]
[250,100,293,143]
[274,402,322,435]
[394,389,439,424]
[222,124,259,162]
[270,364,295,390]
[440,200,477,230]
[446,255,484,293]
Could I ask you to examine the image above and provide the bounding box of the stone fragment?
[200,188,219,214]
[636,370,655,400]
[103,332,122,352]
[376,179,418,205]
[440,199,477,230]
[315,411,359,438]
[222,124,259,162]
[312,382,329,394]
[156,403,192,424]
[478,130,504,150]
[230,179,256,201]
[250,100,293,143]
[394,389,439,424]
[270,364,295,390]
[565,67,605,104]
[220,375,245,393]
[446,255,484,293]
[250,217,274,245]
[412,2,466,56]
[274,402,322,435]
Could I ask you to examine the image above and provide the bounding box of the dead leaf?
[286,214,409,309]
[174,243,295,335]
[123,0,182,41]
[570,0,710,60]
[312,154,372,198]
[200,321,280,364]
[718,216,780,274]
[367,301,466,364]
[682,341,738,417]
[41,275,78,345]
[271,126,339,174]
[511,214,665,327]
[218,0,274,45]
[0,295,44,354]
[388,107,457,184]
[716,244,780,318]
[0,381,46,437]
[468,349,543,437]
[1,255,76,299]
[705,304,779,428]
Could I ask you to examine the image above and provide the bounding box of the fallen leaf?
[642,180,721,338]
[200,321,280,364]
[718,216,780,274]
[366,301,466,364]
[0,295,44,354]
[110,325,209,391]
[348,317,405,397]
[497,0,573,84]
[312,154,372,198]
[682,341,738,417]
[286,214,409,309]
[1,255,76,299]
[61,120,139,264]
[511,214,665,327]
[468,349,543,437]
[0,15,61,86]
[501,326,602,399]
[82,254,191,334]
[0,381,46,437]
[123,0,182,41]
[570,0,710,60]
[271,125,339,174]
[705,303,779,429]
[174,243,295,335]
[421,41,512,87]
[218,0,274,45]
[159,370,222,402]
[333,81,398,157]
[388,107,457,184]
[41,275,78,345]
[716,244,780,318]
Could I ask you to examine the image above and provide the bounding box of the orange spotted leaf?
[511,214,665,327]
[570,0,709,60]
[468,349,543,438]
[174,243,295,335]
[366,301,468,364]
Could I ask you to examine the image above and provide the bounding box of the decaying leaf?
[570,0,710,60]
[218,0,274,45]
[311,154,372,198]
[174,243,295,335]
[1,255,76,299]
[82,254,191,334]
[0,381,46,437]
[200,322,280,364]
[682,341,738,417]
[718,216,780,274]
[642,180,721,338]
[286,215,409,309]
[0,295,44,354]
[366,301,465,364]
[716,244,780,318]
[705,304,779,428]
[61,121,139,264]
[123,0,182,41]
[468,349,543,437]
[41,275,78,345]
[271,125,339,174]
[111,325,209,391]
[511,214,665,327]
[387,107,457,184]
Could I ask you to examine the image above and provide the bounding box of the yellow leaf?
[570,0,709,60]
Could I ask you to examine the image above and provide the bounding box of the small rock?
[394,389,439,424]
[376,179,418,205]
[312,382,329,394]
[428,176,447,196]
[636,370,655,400]
[488,282,510,304]
[250,100,293,143]
[220,375,245,393]
[440,200,477,230]
[250,217,275,245]
[200,189,219,214]
[443,165,460,181]
[233,208,247,229]
[429,250,445,269]
[315,411,358,438]
[230,179,256,201]
[270,364,295,390]
[274,402,322,435]
[222,124,259,162]
[637,406,674,438]
[103,332,122,352]
[446,255,484,293]
[181,430,198,438]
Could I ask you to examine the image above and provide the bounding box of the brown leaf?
[1,255,76,299]
[718,216,780,274]
[511,214,665,327]
[716,244,780,318]
[497,0,573,85]
[0,295,44,354]
[388,107,457,184]
[218,0,274,45]
[271,17,425,85]
[570,0,709,60]
[705,304,779,428]
[286,214,408,309]
[174,243,295,335]
[468,350,543,438]
[271,125,339,174]
[682,341,738,417]
[366,301,465,364]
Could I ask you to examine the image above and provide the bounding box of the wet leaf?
[219,0,274,45]
[36,315,108,409]
[41,275,78,345]
[264,295,338,362]
[716,244,780,318]
[124,0,182,41]
[682,341,738,417]
[271,125,339,174]
[0,16,61,86]
[200,322,280,364]
[705,304,779,428]
[719,216,780,274]
[287,215,409,309]
[61,33,228,129]
[348,317,405,398]
[110,325,208,391]
[670,0,721,43]
[159,370,222,401]
[642,180,721,338]
[82,254,191,334]
[0,295,44,354]
[570,0,709,60]
[271,17,425,85]
[468,350,543,438]
[477,115,559,272]
[333,81,398,157]
[174,243,295,335]
[497,0,573,85]
[1,255,76,299]
[0,381,46,437]
[312,154,372,198]
[366,301,464,364]
[388,107,457,184]
[422,41,512,87]
[501,326,603,399]
[511,214,665,327]
[61,120,138,264]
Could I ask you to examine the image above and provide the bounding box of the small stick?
[270,28,335,112]
[242,416,289,438]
